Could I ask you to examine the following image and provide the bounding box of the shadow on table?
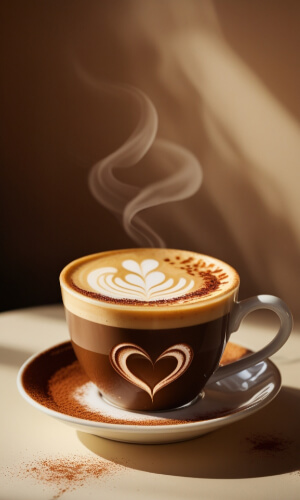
[0,346,33,367]
[24,304,65,322]
[78,386,300,479]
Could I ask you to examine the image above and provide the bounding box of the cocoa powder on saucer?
[21,342,249,426]
[48,360,191,425]
[219,343,248,366]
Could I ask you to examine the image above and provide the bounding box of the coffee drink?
[60,248,292,411]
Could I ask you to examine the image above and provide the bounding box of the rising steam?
[87,82,203,247]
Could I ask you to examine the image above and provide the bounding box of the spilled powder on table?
[4,454,122,499]
[246,433,294,456]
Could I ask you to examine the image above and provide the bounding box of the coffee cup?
[59,248,292,411]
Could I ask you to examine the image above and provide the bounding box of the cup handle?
[209,295,293,384]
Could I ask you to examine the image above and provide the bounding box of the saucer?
[17,342,281,444]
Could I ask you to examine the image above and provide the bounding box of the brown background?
[1,1,299,320]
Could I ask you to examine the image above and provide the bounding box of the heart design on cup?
[110,343,193,401]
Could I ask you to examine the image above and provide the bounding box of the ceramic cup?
[60,248,292,411]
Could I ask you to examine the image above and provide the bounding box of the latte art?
[87,258,194,301]
[110,343,194,401]
[60,248,239,328]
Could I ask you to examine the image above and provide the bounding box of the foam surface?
[60,249,239,328]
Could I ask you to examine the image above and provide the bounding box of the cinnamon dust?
[6,454,119,500]
[48,360,192,425]
[21,341,249,427]
[219,343,248,366]
[246,434,293,456]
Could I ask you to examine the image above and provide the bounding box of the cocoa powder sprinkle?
[246,434,293,456]
[21,342,249,427]
[5,454,120,499]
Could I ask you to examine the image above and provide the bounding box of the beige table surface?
[0,305,299,500]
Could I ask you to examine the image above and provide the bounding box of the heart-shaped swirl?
[110,343,193,401]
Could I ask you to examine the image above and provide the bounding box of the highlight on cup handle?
[208,295,293,384]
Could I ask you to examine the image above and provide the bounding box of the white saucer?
[17,342,281,444]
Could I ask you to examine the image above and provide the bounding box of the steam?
[88,83,203,247]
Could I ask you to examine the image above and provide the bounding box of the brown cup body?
[66,309,230,411]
